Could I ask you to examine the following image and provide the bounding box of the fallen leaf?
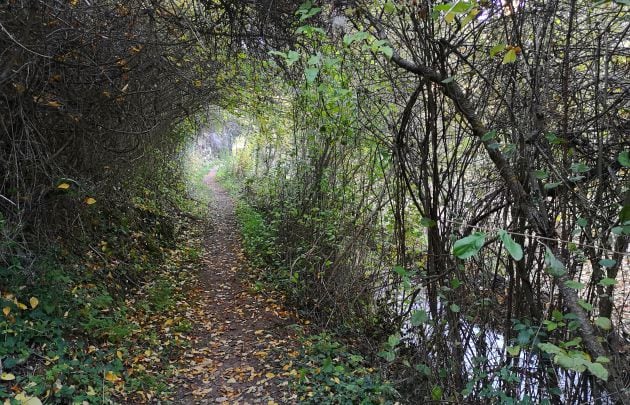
[0,373,15,381]
[2,307,10,317]
[85,197,96,205]
[104,371,120,382]
[30,297,39,309]
[57,183,70,190]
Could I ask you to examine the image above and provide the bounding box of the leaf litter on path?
[171,169,301,404]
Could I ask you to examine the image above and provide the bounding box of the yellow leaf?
[444,12,455,23]
[104,371,120,382]
[2,307,10,317]
[502,49,517,64]
[30,297,39,309]
[57,182,70,190]
[85,197,96,205]
[86,386,97,396]
[22,397,43,405]
[116,350,123,360]
[0,372,15,381]
[46,100,62,108]
[163,319,174,327]
[265,372,275,378]
[16,302,27,310]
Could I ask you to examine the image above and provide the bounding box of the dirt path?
[173,169,298,404]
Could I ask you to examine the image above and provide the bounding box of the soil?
[173,169,299,404]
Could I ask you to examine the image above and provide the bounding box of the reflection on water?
[395,287,614,404]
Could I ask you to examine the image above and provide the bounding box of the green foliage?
[0,122,211,402]
[452,232,486,259]
[292,333,396,404]
[498,230,523,261]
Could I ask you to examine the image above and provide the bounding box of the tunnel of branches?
[1,0,629,403]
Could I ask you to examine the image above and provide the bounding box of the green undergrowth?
[0,152,212,404]
[216,163,397,404]
[290,332,397,404]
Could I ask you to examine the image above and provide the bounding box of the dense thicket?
[223,0,630,403]
[0,0,301,259]
[2,0,629,403]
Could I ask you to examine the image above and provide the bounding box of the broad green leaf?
[307,54,320,66]
[378,350,395,362]
[544,248,566,277]
[482,130,496,141]
[383,1,396,13]
[533,170,548,179]
[598,278,617,287]
[554,353,586,372]
[544,182,561,190]
[489,43,506,57]
[393,266,408,277]
[538,342,562,355]
[618,151,630,167]
[545,132,560,142]
[387,333,401,347]
[586,361,609,381]
[449,303,460,313]
[570,162,590,173]
[563,337,582,348]
[576,217,587,227]
[498,230,523,261]
[594,317,611,330]
[507,345,520,356]
[544,320,558,332]
[564,280,585,290]
[452,232,486,259]
[379,45,393,60]
[299,6,321,21]
[577,299,593,311]
[343,31,369,46]
[295,25,326,36]
[441,75,456,84]
[411,310,428,326]
[598,259,616,268]
[304,67,319,84]
[286,50,300,66]
[420,217,436,227]
[502,49,517,64]
[268,50,286,58]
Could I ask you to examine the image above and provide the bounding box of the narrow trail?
[174,169,298,404]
